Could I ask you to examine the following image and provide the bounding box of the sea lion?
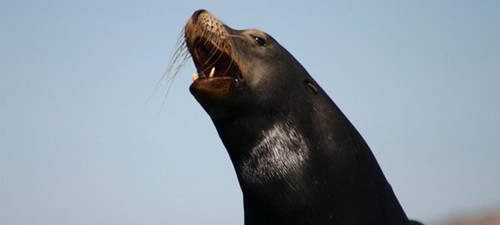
[185,9,416,225]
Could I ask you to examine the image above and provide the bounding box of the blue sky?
[1,1,499,225]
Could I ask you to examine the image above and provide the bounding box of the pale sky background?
[1,1,499,225]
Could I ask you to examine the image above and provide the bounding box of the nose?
[192,9,206,23]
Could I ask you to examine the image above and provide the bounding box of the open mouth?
[189,37,243,82]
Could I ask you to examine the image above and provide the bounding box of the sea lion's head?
[186,10,316,119]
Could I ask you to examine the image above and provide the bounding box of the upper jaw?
[184,12,244,85]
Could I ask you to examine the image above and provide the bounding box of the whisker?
[145,29,190,115]
[227,34,246,40]
[201,50,225,74]
[197,30,223,66]
[223,53,235,76]
[203,44,222,65]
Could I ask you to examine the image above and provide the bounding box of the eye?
[252,35,267,47]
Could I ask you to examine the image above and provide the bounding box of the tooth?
[209,67,215,78]
[192,72,199,81]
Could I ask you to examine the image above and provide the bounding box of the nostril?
[192,9,206,23]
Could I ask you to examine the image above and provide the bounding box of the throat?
[235,120,317,225]
[239,120,309,185]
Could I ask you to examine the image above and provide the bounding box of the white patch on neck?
[240,120,309,183]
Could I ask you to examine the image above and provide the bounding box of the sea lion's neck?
[239,118,310,184]
[214,116,315,223]
[213,103,410,225]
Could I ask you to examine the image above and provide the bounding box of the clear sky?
[1,1,499,225]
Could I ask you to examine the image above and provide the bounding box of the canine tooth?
[209,67,215,78]
[192,72,199,81]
